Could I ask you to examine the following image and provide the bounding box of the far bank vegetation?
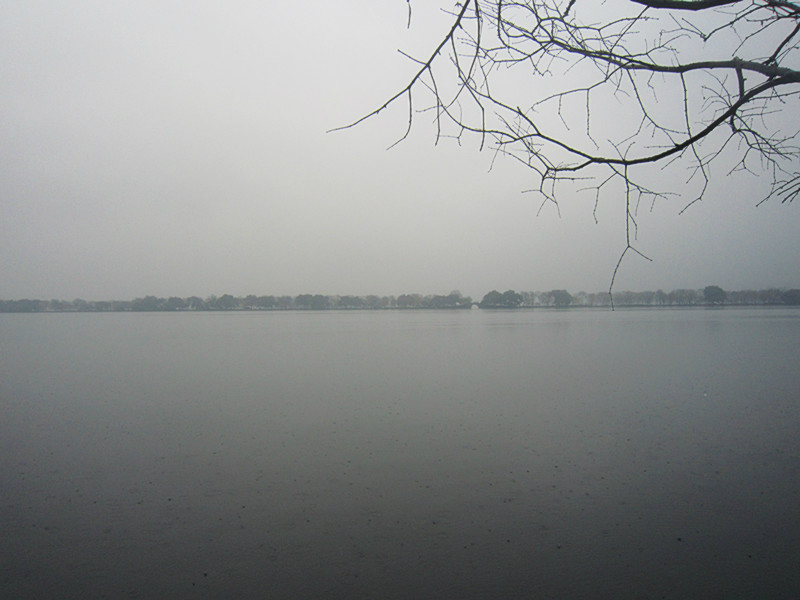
[2,287,799,313]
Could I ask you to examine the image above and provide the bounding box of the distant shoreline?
[2,287,798,313]
[2,305,799,314]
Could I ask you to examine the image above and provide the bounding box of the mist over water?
[2,309,799,598]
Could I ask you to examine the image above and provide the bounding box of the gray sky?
[2,1,799,301]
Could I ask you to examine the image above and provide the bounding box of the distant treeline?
[2,286,799,313]
[0,292,471,313]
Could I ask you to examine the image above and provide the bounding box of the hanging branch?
[335,0,800,291]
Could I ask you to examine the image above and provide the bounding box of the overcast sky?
[2,1,799,301]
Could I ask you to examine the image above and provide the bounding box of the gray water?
[1,308,799,599]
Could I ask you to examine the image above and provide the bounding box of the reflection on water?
[1,309,799,598]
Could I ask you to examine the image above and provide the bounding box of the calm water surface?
[1,308,799,598]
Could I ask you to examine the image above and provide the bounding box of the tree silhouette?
[336,0,800,297]
[548,289,574,307]
[703,284,728,304]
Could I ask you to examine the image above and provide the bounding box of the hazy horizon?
[3,1,799,300]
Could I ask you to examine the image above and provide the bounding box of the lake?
[1,308,799,599]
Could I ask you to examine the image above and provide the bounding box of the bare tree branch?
[328,1,473,134]
[631,0,745,10]
[336,0,800,292]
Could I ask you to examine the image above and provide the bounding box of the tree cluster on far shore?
[2,287,799,313]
